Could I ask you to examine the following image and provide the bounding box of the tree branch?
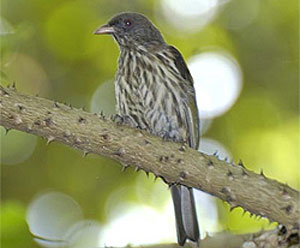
[0,85,299,230]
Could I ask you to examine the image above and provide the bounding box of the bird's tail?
[171,185,200,246]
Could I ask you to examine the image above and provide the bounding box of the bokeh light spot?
[100,203,175,246]
[158,0,224,32]
[0,128,37,165]
[194,189,219,237]
[90,80,116,115]
[3,53,51,96]
[136,173,170,208]
[199,118,213,136]
[65,220,102,248]
[26,191,83,247]
[189,51,243,119]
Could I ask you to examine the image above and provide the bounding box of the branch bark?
[0,85,299,230]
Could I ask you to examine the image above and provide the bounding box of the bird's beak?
[94,24,115,35]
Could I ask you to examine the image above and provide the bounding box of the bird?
[94,12,200,246]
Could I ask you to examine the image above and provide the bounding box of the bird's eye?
[124,19,132,27]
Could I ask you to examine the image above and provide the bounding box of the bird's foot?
[158,131,176,142]
[111,114,138,128]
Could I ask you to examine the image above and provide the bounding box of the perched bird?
[94,12,200,246]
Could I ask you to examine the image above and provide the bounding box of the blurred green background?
[1,0,299,247]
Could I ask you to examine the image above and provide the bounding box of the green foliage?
[1,201,39,248]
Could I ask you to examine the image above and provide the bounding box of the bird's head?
[94,12,165,50]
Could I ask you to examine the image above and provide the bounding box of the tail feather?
[171,185,200,246]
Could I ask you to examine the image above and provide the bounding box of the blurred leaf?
[44,1,99,61]
[227,206,277,233]
[1,201,38,248]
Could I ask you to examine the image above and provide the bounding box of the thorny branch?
[0,85,299,245]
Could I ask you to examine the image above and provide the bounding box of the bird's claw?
[111,114,138,128]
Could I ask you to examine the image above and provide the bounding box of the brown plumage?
[95,12,200,246]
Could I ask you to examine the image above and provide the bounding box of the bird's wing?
[167,46,200,149]
[184,97,200,150]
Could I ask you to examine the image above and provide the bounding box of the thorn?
[282,205,292,215]
[83,151,89,157]
[227,170,234,180]
[74,137,82,145]
[47,136,55,145]
[78,116,86,124]
[145,171,149,177]
[278,225,287,236]
[135,166,140,172]
[17,104,25,112]
[221,187,229,194]
[114,148,125,157]
[0,88,9,96]
[34,120,41,126]
[260,169,265,178]
[14,115,23,125]
[178,144,186,152]
[98,111,105,120]
[12,82,16,89]
[213,150,218,156]
[207,159,214,167]
[242,209,247,216]
[53,102,59,108]
[27,124,33,131]
[154,175,158,182]
[121,165,128,172]
[44,117,53,127]
[63,130,71,138]
[5,128,11,135]
[179,171,187,181]
[101,134,109,140]
[242,170,248,178]
[238,159,245,168]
